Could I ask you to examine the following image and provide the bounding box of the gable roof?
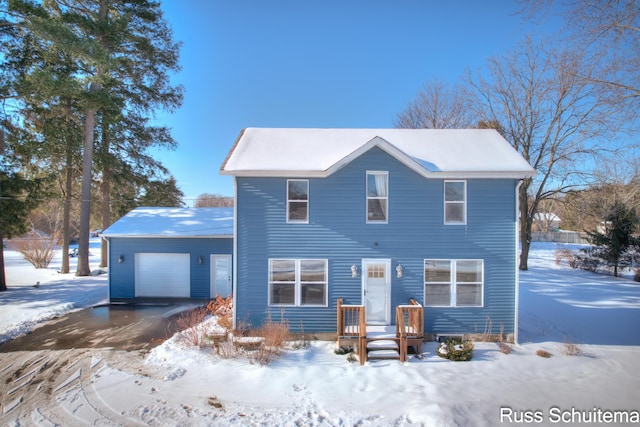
[102,207,233,238]
[220,128,536,179]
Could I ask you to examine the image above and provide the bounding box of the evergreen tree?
[587,202,640,277]
[5,0,183,275]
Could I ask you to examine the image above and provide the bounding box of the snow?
[221,128,536,179]
[102,207,234,237]
[1,241,640,426]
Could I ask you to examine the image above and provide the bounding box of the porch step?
[366,338,401,361]
[366,339,399,350]
[367,349,401,360]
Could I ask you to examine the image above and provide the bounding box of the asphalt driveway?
[0,303,199,352]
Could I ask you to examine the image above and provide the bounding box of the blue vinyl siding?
[235,147,519,334]
[108,237,232,300]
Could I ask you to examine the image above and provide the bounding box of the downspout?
[231,177,238,330]
[514,180,523,345]
[105,236,111,302]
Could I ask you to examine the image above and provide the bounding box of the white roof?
[102,207,234,238]
[221,128,536,179]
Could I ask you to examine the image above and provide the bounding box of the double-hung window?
[367,171,388,223]
[268,259,327,306]
[424,259,483,307]
[287,179,309,223]
[444,180,466,224]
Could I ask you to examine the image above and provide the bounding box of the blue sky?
[156,1,559,202]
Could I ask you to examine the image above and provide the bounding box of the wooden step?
[366,339,399,350]
[367,349,400,360]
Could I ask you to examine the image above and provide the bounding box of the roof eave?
[102,234,233,239]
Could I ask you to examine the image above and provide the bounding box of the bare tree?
[518,0,639,104]
[195,193,234,208]
[466,37,622,270]
[394,79,476,129]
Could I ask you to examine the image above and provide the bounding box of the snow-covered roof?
[102,207,233,238]
[220,128,536,179]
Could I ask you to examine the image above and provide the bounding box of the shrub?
[437,337,474,361]
[206,295,233,330]
[175,305,209,347]
[564,341,581,356]
[17,232,57,268]
[334,346,354,355]
[536,349,552,358]
[554,249,574,265]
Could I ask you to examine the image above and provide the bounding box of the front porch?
[336,298,424,364]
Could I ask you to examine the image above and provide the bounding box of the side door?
[210,255,232,298]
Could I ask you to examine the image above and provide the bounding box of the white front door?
[210,255,232,298]
[363,259,391,325]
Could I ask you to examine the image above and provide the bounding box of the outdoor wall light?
[351,264,358,278]
[396,264,403,278]
[118,255,124,264]
[198,256,203,265]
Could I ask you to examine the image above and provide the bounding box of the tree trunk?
[76,105,96,276]
[99,122,111,268]
[518,182,532,271]
[60,148,73,274]
[0,226,6,292]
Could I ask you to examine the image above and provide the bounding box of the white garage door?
[135,253,190,298]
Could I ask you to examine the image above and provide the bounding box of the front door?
[363,259,391,325]
[210,255,232,298]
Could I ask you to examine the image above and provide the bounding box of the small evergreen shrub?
[334,346,354,355]
[437,337,474,361]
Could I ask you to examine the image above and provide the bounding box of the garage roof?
[102,207,233,238]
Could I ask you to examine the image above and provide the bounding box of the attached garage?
[102,207,234,302]
[135,253,190,298]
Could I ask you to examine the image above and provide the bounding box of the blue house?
[102,207,233,301]
[221,128,535,341]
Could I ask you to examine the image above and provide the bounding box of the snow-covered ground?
[1,242,639,426]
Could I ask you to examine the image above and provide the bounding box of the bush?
[206,295,233,330]
[17,232,57,268]
[437,337,474,361]
[175,305,209,347]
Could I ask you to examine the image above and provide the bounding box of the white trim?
[210,254,232,298]
[362,259,392,325]
[286,179,309,224]
[444,180,467,225]
[514,180,523,344]
[424,259,484,307]
[268,259,328,307]
[222,169,534,179]
[232,177,238,330]
[366,170,389,224]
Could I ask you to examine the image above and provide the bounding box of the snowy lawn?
[1,242,639,426]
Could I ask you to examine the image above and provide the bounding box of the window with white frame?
[424,259,483,307]
[287,179,309,223]
[444,180,466,224]
[367,171,388,223]
[269,259,327,306]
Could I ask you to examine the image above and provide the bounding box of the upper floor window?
[444,180,466,224]
[367,171,388,223]
[287,179,308,223]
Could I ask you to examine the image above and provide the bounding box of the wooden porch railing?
[396,298,424,361]
[337,298,424,365]
[336,298,366,364]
